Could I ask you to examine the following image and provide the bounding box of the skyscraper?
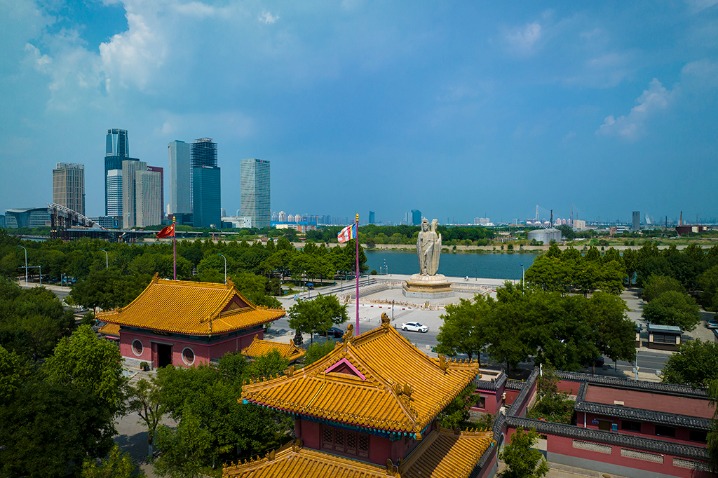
[52,163,85,214]
[105,129,138,223]
[122,160,146,228]
[106,170,122,219]
[136,168,162,227]
[147,166,164,219]
[632,211,641,231]
[368,211,375,225]
[240,158,270,229]
[168,140,191,216]
[191,138,221,228]
[411,209,422,226]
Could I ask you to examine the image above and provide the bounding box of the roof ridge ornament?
[381,312,390,327]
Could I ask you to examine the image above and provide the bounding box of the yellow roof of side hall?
[97,274,285,336]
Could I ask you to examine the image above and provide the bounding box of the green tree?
[499,427,549,478]
[699,264,718,311]
[0,377,117,477]
[245,350,289,380]
[70,269,151,311]
[43,324,128,417]
[81,444,145,478]
[586,292,636,366]
[288,295,348,344]
[0,279,74,360]
[528,365,574,424]
[0,344,28,401]
[437,383,475,429]
[436,295,493,360]
[154,411,213,478]
[661,340,718,388]
[128,377,166,460]
[642,275,686,302]
[304,339,338,365]
[643,290,701,331]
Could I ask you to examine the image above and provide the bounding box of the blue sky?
[1,1,717,225]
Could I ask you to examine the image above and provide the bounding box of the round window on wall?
[182,347,195,366]
[132,340,143,356]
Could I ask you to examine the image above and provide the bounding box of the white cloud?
[598,79,673,140]
[681,59,718,88]
[99,10,167,92]
[258,11,279,25]
[685,0,718,13]
[502,21,542,55]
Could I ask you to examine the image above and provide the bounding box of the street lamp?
[520,263,525,295]
[18,245,28,286]
[218,253,227,284]
[101,249,109,269]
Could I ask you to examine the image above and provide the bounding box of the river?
[365,250,537,280]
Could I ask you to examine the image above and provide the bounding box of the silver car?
[401,322,428,333]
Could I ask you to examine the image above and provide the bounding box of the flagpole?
[172,215,177,280]
[355,213,359,335]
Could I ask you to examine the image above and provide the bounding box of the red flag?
[156,223,175,238]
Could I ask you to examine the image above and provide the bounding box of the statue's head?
[421,218,429,231]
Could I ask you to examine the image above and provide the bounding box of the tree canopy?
[661,340,718,388]
[642,290,701,331]
[499,427,549,478]
[288,294,348,343]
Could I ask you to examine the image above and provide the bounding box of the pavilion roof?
[222,428,494,478]
[242,337,306,363]
[97,275,284,336]
[241,315,478,436]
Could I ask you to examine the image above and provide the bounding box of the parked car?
[401,322,428,333]
[706,319,718,329]
[325,326,344,338]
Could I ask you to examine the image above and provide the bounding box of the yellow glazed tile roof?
[242,315,479,435]
[242,337,306,362]
[97,275,285,336]
[400,428,494,478]
[222,429,494,478]
[223,441,391,478]
[98,322,120,337]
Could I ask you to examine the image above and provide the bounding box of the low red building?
[98,275,285,369]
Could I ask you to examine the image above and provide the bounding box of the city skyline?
[1,2,717,224]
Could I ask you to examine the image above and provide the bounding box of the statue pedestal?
[402,274,454,299]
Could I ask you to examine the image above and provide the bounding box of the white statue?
[417,218,441,276]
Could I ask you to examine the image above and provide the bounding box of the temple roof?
[97,275,285,336]
[98,322,120,337]
[222,429,494,478]
[242,316,479,436]
[242,337,306,363]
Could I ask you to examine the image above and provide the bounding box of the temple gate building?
[98,275,285,369]
[223,314,494,477]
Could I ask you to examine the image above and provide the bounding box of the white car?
[401,322,428,333]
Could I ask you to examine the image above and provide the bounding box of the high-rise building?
[168,140,191,216]
[147,166,164,219]
[106,169,123,219]
[632,211,641,231]
[105,129,139,223]
[411,209,422,226]
[52,163,85,214]
[191,138,221,228]
[368,211,375,225]
[122,160,147,228]
[136,169,162,227]
[240,158,270,229]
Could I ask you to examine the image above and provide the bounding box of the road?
[604,350,670,378]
